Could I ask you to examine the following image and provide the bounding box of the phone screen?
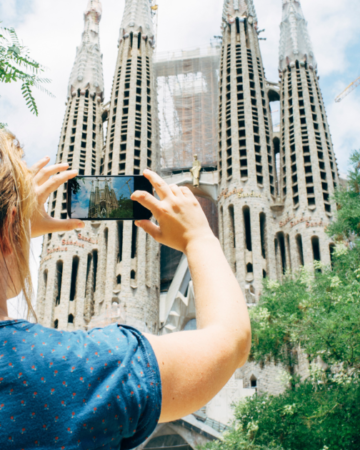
[67,176,152,221]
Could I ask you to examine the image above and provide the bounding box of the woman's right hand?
[131,169,215,253]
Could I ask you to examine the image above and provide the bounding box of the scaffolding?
[154,45,220,172]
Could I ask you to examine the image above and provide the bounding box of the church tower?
[98,0,160,332]
[217,0,277,300]
[276,0,339,273]
[36,0,106,330]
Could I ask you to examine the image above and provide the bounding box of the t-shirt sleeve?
[50,323,162,449]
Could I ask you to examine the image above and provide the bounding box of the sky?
[1,0,360,315]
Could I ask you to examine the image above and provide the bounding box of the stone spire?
[279,0,316,71]
[68,0,104,98]
[222,0,258,25]
[120,0,154,38]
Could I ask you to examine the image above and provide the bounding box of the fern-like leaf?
[21,81,38,116]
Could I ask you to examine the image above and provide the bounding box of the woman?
[0,129,251,449]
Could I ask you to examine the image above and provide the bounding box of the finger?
[37,170,78,201]
[30,156,51,176]
[180,186,196,199]
[169,184,185,198]
[143,169,173,201]
[135,220,162,241]
[34,163,70,187]
[131,190,161,215]
[45,218,85,233]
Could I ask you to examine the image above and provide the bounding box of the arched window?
[220,206,224,246]
[68,314,74,324]
[329,243,335,268]
[250,374,257,388]
[296,234,304,266]
[131,222,138,259]
[312,236,321,262]
[276,232,287,274]
[55,261,63,306]
[117,275,121,285]
[117,222,123,263]
[70,256,79,301]
[54,319,59,329]
[131,270,136,280]
[243,206,252,251]
[229,205,236,248]
[43,270,48,297]
[259,213,266,259]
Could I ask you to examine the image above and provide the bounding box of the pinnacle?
[67,0,104,97]
[279,0,316,71]
[222,0,258,25]
[120,0,154,37]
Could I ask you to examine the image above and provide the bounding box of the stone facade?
[35,0,340,444]
[36,0,160,334]
[217,0,339,303]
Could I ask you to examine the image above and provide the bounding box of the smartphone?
[67,175,152,221]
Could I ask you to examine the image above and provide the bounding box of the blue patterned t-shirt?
[0,320,162,449]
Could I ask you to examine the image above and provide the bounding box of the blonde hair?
[0,129,37,321]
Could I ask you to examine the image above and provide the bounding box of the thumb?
[48,218,85,233]
[135,220,162,241]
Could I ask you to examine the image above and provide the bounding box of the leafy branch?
[0,25,54,125]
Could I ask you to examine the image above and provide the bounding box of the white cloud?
[1,0,359,308]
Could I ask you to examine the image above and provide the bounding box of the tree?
[0,25,53,127]
[202,152,360,450]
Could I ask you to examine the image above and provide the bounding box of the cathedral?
[88,178,121,219]
[36,0,339,447]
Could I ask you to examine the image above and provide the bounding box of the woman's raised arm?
[131,170,251,424]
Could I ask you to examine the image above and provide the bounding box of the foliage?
[201,152,360,450]
[203,380,360,450]
[249,249,360,378]
[0,25,53,125]
[109,194,133,219]
[327,150,360,240]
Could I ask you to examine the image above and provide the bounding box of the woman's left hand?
[30,157,85,238]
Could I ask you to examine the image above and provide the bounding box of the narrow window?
[229,205,236,248]
[220,206,224,246]
[235,17,240,34]
[43,270,48,298]
[68,314,74,324]
[54,319,59,329]
[70,256,79,301]
[312,236,321,262]
[117,221,123,263]
[259,212,266,258]
[243,206,252,251]
[131,270,136,280]
[104,227,108,279]
[104,228,108,252]
[250,374,257,388]
[131,222,138,259]
[117,275,121,285]
[55,261,63,306]
[137,32,141,49]
[277,232,287,274]
[296,234,304,266]
[329,243,335,268]
[286,234,292,270]
[92,250,98,292]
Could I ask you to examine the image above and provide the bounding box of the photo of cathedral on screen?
[36,0,340,445]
